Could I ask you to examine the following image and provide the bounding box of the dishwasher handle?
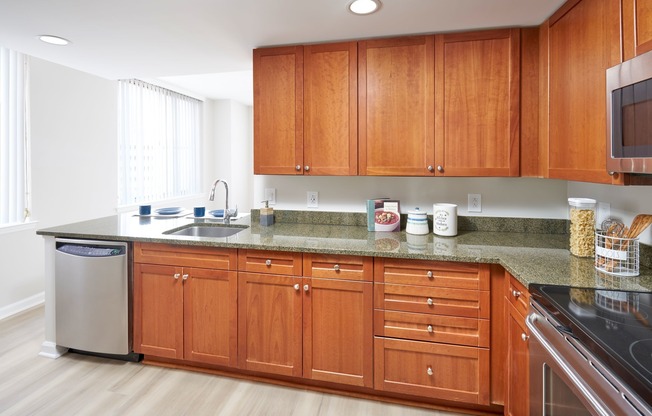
[56,242,126,257]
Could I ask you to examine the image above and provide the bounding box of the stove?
[530,283,652,409]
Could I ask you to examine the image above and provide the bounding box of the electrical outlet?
[468,194,482,213]
[307,191,318,208]
[264,188,276,205]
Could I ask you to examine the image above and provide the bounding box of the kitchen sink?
[164,224,248,238]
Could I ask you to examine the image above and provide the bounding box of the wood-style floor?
[0,307,468,416]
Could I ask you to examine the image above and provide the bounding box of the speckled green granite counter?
[37,212,652,292]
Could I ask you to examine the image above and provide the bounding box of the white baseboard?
[39,341,68,359]
[0,291,45,321]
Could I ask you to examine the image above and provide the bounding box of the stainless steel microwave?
[606,50,652,174]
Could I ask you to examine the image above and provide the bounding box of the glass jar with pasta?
[568,198,597,257]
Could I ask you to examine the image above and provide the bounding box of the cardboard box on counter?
[367,198,401,232]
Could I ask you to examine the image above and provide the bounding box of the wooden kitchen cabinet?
[504,274,530,416]
[133,243,238,367]
[434,29,520,177]
[238,252,374,387]
[623,0,652,59]
[359,36,435,176]
[545,0,622,184]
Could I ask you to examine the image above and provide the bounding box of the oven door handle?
[527,313,612,416]
[554,323,579,340]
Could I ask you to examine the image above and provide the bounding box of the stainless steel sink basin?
[165,224,247,238]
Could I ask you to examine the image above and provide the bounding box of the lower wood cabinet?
[505,274,530,416]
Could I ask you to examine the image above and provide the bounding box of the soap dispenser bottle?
[260,200,274,226]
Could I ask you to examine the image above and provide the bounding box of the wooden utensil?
[626,214,652,238]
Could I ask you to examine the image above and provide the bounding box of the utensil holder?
[595,231,639,276]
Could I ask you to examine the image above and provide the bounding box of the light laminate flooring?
[0,307,469,416]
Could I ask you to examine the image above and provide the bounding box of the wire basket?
[595,231,639,276]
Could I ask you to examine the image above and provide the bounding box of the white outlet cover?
[468,194,482,213]
[307,191,318,208]
[264,188,276,205]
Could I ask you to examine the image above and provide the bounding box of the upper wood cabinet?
[623,0,652,59]
[253,43,357,175]
[359,36,435,176]
[434,29,520,177]
[253,46,303,175]
[545,0,622,184]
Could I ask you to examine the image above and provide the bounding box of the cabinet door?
[184,267,237,367]
[133,263,184,359]
[359,36,435,176]
[304,42,358,175]
[547,0,622,183]
[623,0,652,59]
[505,302,529,416]
[434,29,520,177]
[253,46,304,174]
[238,272,303,377]
[303,278,373,387]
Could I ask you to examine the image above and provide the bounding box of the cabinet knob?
[521,333,529,342]
[265,259,272,266]
[304,165,310,172]
[294,284,300,291]
[512,290,521,298]
[333,264,340,271]
[174,273,180,280]
[426,270,433,278]
[427,366,433,376]
[427,298,434,306]
[303,284,310,292]
[427,165,434,172]
[295,165,301,171]
[437,165,443,173]
[182,274,189,281]
[427,325,433,333]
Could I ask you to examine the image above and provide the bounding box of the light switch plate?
[264,188,276,205]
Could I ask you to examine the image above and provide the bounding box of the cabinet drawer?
[374,258,490,290]
[506,274,529,317]
[374,310,489,347]
[134,242,236,270]
[238,249,302,276]
[374,337,490,405]
[374,283,490,319]
[303,253,372,281]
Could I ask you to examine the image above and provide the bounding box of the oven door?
[527,300,650,416]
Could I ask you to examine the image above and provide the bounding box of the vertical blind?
[0,47,29,225]
[118,79,202,205]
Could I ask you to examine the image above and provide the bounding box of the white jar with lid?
[406,208,429,235]
[568,198,596,257]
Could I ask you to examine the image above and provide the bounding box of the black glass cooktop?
[530,284,652,406]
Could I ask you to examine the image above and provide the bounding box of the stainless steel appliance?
[606,49,652,174]
[527,285,652,416]
[55,238,138,360]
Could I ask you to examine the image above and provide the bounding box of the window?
[0,46,29,225]
[118,79,202,206]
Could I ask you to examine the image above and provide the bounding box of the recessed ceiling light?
[38,35,70,46]
[348,0,381,15]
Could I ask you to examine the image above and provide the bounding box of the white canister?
[433,203,458,236]
[406,208,430,235]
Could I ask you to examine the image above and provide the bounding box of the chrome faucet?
[209,179,232,225]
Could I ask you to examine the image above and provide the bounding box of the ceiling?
[0,0,565,106]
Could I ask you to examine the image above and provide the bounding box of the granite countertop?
[37,212,652,292]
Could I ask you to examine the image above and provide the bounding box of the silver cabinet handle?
[333,264,340,271]
[304,165,310,172]
[295,165,301,171]
[265,259,272,266]
[427,325,433,333]
[521,333,529,342]
[427,165,434,172]
[427,298,434,306]
[427,366,433,376]
[512,290,521,298]
[426,270,433,278]
[303,284,310,292]
[294,284,300,291]
[437,165,443,172]
[182,274,189,281]
[173,273,180,280]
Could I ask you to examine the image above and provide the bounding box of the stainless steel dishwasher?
[55,238,139,361]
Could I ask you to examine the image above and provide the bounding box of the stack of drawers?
[373,258,491,405]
